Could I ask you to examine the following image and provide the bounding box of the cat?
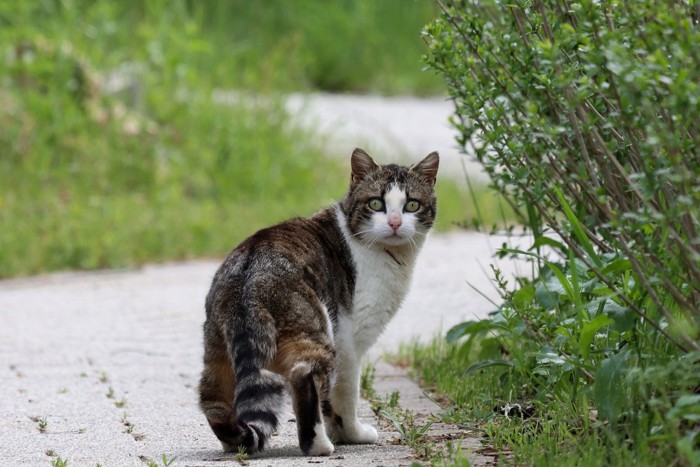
[198,148,439,456]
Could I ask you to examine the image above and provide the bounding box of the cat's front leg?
[328,356,379,444]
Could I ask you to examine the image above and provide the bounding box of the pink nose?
[388,212,402,231]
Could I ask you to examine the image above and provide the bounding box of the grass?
[33,416,48,433]
[360,362,442,463]
[144,454,176,467]
[400,336,696,466]
[0,1,512,279]
[1,0,443,96]
[434,180,515,233]
[0,3,348,278]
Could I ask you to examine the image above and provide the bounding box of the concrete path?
[0,93,526,465]
[286,93,490,182]
[0,230,528,466]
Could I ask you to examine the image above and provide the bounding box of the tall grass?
[192,0,444,94]
[4,0,444,95]
[0,1,490,277]
[0,2,348,277]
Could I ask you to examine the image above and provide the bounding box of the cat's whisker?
[407,236,418,255]
[350,228,375,238]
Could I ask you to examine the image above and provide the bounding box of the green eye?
[368,199,384,211]
[404,200,420,213]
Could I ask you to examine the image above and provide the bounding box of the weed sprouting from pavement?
[114,397,127,408]
[30,416,48,433]
[360,363,376,400]
[121,412,134,434]
[235,446,250,466]
[144,454,177,467]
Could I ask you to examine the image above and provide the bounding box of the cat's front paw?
[305,432,335,456]
[343,422,378,444]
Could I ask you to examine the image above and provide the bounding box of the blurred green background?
[0,1,483,278]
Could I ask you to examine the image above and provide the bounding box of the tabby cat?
[199,148,439,456]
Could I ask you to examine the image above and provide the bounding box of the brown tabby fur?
[199,148,439,456]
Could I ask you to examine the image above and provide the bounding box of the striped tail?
[228,317,286,454]
[232,367,286,453]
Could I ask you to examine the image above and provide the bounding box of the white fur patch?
[344,421,378,444]
[320,303,335,346]
[384,184,405,212]
[307,422,335,456]
[334,205,425,353]
[363,184,420,247]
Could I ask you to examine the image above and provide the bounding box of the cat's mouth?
[380,232,410,246]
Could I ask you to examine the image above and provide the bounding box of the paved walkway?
[286,93,488,183]
[0,229,528,466]
[0,93,526,465]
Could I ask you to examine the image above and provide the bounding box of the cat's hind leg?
[287,358,335,456]
[275,335,336,456]
[199,321,240,451]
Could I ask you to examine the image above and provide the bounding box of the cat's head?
[341,148,439,248]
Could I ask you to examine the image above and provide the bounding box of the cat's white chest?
[334,207,421,354]
[351,247,412,350]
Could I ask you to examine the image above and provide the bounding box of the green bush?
[423,0,700,464]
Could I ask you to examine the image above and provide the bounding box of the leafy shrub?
[423,0,700,463]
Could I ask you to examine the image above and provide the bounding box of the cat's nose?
[388,212,402,231]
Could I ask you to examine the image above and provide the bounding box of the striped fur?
[199,148,438,456]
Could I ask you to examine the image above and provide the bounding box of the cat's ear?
[351,148,379,185]
[411,152,439,186]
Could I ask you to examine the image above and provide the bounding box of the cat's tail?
[232,368,286,453]
[228,314,286,454]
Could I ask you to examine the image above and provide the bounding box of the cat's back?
[206,207,354,316]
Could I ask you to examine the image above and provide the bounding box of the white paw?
[307,432,335,456]
[344,422,378,444]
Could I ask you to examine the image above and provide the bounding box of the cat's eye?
[404,200,420,213]
[368,198,384,211]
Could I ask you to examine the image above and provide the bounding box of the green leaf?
[536,352,566,365]
[600,258,632,275]
[602,300,637,332]
[593,349,631,422]
[552,186,603,268]
[548,261,575,301]
[535,281,559,308]
[529,235,567,253]
[580,314,614,359]
[512,284,535,307]
[463,359,514,377]
[668,394,700,420]
[446,320,497,343]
